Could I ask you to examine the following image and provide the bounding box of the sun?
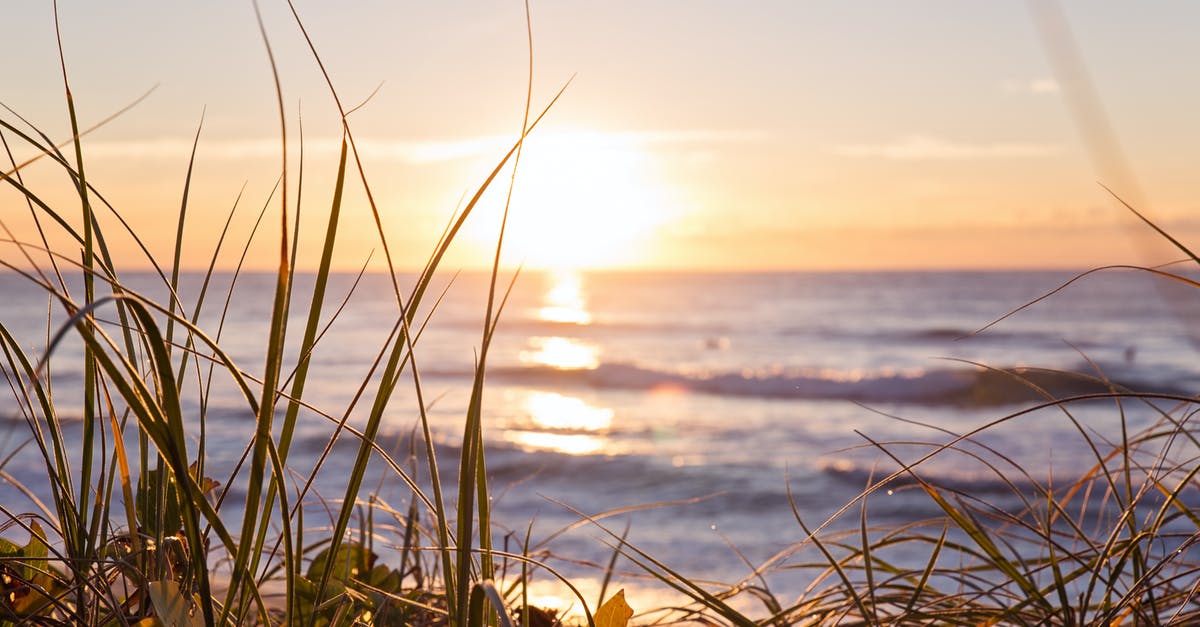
[472,130,680,270]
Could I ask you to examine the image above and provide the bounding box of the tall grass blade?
[164,114,205,355]
[51,4,101,598]
[223,3,292,620]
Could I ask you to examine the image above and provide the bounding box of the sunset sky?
[4,1,1200,271]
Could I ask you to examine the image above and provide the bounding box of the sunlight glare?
[470,130,681,269]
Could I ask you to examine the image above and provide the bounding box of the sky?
[3,1,1200,271]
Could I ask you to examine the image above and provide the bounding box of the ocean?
[2,268,1199,609]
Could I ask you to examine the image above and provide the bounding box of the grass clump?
[0,4,594,626]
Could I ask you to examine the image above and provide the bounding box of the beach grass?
[625,378,1200,624]
[3,5,1200,627]
[0,3,596,626]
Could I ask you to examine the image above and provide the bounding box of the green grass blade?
[164,113,204,356]
[224,4,293,618]
[469,580,515,627]
[52,3,101,590]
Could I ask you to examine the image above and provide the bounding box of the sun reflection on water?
[537,270,592,325]
[505,431,605,456]
[527,391,613,431]
[504,392,615,455]
[520,336,599,370]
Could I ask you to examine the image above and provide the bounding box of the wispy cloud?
[81,129,762,163]
[833,134,1062,160]
[1000,78,1060,95]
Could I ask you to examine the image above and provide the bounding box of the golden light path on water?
[537,270,592,325]
[505,430,606,456]
[504,271,615,456]
[519,336,599,370]
[504,393,613,456]
[520,270,599,369]
[526,392,613,431]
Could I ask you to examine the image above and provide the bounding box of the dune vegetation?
[3,4,1200,627]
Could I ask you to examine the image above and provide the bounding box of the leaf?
[0,537,20,557]
[147,580,205,627]
[291,576,323,626]
[1,522,66,617]
[21,522,48,562]
[595,589,633,627]
[363,563,403,594]
[306,542,374,583]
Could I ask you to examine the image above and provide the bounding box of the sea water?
[2,268,1199,608]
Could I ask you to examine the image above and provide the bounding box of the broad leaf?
[595,589,633,627]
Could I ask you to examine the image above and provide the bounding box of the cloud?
[1000,78,1060,95]
[832,135,1062,161]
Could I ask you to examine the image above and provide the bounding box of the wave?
[467,362,1193,407]
[778,325,1108,350]
[816,457,1040,496]
[900,327,1055,343]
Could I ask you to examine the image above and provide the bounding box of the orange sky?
[3,2,1199,272]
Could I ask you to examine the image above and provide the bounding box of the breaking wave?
[462,362,1191,407]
